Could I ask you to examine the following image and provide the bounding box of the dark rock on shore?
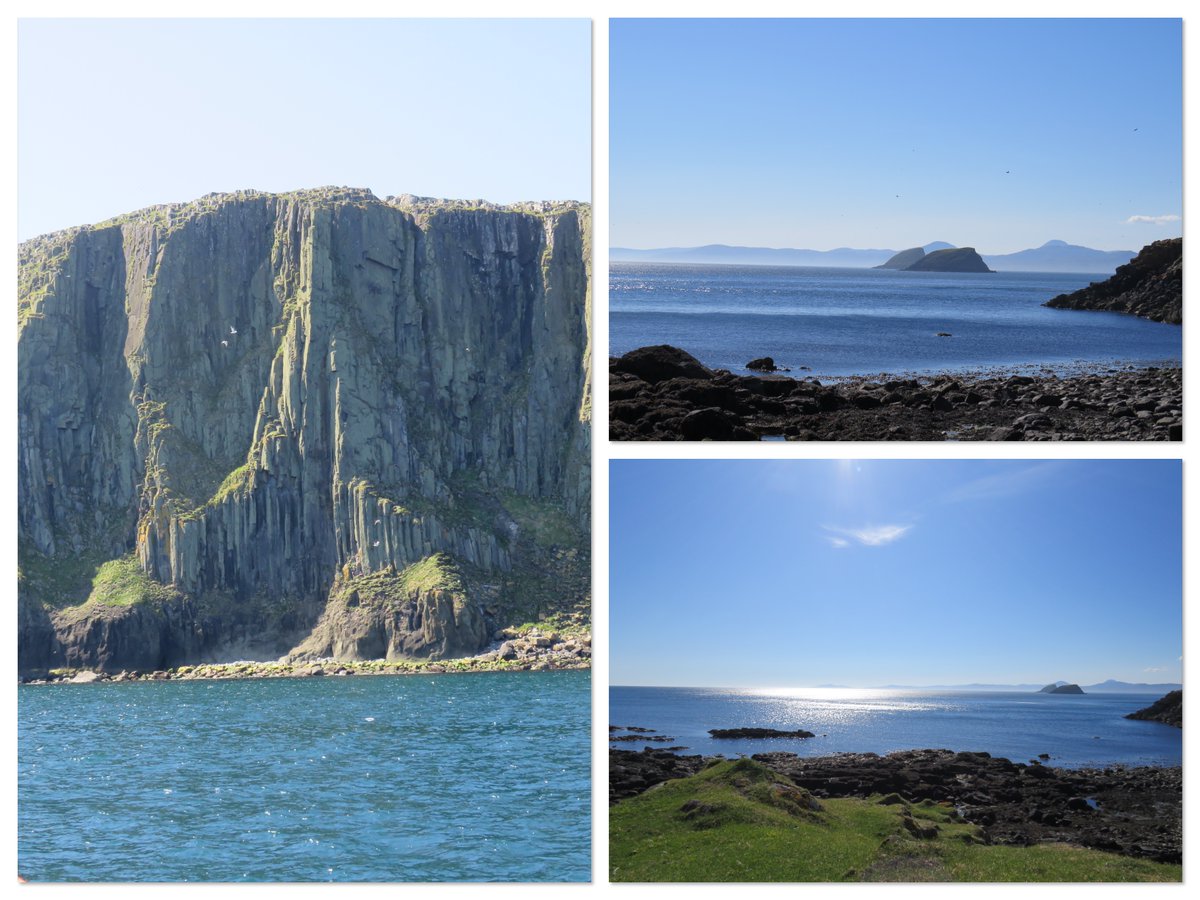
[746,357,782,372]
[1044,238,1181,324]
[610,747,1181,863]
[709,727,816,739]
[610,347,1181,441]
[610,344,713,383]
[1125,690,1182,728]
[610,748,709,805]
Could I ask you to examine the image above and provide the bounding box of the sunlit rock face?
[18,188,591,671]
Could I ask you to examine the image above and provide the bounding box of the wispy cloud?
[1144,666,1166,674]
[827,536,851,549]
[823,524,912,547]
[1126,214,1181,225]
[943,462,1064,504]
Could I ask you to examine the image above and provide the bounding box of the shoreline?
[610,745,1181,863]
[19,627,591,685]
[610,345,1181,441]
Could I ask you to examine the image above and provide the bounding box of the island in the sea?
[1039,682,1085,694]
[876,246,994,273]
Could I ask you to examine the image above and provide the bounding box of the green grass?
[508,611,590,639]
[85,555,180,608]
[335,554,465,609]
[610,759,1181,883]
[396,553,463,594]
[207,462,255,506]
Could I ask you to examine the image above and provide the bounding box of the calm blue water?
[610,263,1182,378]
[18,671,590,882]
[610,686,1180,769]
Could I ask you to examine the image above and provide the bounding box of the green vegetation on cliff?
[610,759,1180,883]
[86,556,181,608]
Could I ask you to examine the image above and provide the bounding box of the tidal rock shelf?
[610,747,1181,863]
[610,345,1180,441]
[18,188,591,673]
[21,625,591,683]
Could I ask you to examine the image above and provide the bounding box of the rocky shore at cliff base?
[19,625,591,684]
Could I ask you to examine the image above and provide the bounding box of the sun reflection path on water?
[735,687,958,729]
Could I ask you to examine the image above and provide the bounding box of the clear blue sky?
[611,18,1182,253]
[18,19,591,240]
[611,460,1181,689]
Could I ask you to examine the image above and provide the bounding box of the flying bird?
[221,340,229,347]
[372,540,380,547]
[373,519,381,526]
[229,326,238,335]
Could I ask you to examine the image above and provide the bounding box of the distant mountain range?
[611,239,1137,274]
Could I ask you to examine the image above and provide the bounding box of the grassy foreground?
[610,758,1180,883]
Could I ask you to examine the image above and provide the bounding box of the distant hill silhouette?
[983,240,1136,274]
[613,239,1133,273]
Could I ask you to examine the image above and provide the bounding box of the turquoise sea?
[18,670,591,882]
[610,263,1182,378]
[610,686,1181,768]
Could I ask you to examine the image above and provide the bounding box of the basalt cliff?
[18,188,591,674]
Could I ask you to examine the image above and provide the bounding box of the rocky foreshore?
[19,626,591,684]
[610,747,1181,863]
[610,345,1181,441]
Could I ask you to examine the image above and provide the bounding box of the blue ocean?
[610,686,1180,769]
[18,670,591,882]
[609,263,1182,379]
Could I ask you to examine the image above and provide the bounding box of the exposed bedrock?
[18,188,591,672]
[1044,238,1182,324]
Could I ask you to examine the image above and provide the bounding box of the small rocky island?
[875,246,993,273]
[1039,682,1085,694]
[709,727,816,739]
[1044,238,1181,324]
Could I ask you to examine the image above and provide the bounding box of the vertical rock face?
[18,188,591,672]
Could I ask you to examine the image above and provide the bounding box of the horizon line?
[610,238,1161,256]
[610,680,1182,691]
